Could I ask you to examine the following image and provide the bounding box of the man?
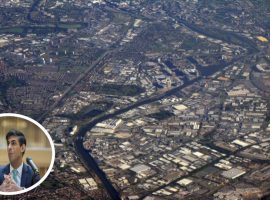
[0,130,40,192]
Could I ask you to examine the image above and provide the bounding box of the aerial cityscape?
[0,0,270,199]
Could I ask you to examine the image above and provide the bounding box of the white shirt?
[9,163,23,187]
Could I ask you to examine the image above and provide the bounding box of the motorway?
[38,50,112,122]
[31,2,264,199]
[72,20,264,200]
[73,47,259,199]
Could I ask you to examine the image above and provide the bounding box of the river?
[74,6,260,200]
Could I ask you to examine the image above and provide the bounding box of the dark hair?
[6,129,26,156]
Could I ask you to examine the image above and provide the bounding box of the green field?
[0,27,24,34]
[0,23,85,35]
[91,84,145,96]
[148,110,174,120]
[57,23,84,29]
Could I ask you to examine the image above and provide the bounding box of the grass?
[181,38,200,50]
[91,84,145,96]
[112,12,131,24]
[57,102,112,121]
[0,22,85,35]
[148,110,174,120]
[57,23,84,29]
[0,27,24,34]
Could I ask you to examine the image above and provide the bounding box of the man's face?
[7,136,25,163]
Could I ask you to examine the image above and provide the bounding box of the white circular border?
[0,113,55,196]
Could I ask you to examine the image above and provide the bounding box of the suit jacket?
[0,163,40,188]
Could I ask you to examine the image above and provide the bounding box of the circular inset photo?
[0,113,55,195]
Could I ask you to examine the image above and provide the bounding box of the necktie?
[12,169,19,186]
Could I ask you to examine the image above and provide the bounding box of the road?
[73,47,260,199]
[38,50,113,122]
[31,2,264,199]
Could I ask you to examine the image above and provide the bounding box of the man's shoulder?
[0,166,4,175]
[0,164,9,184]
[22,163,40,186]
[22,163,34,175]
[0,164,10,174]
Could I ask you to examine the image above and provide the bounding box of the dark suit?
[0,163,40,188]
